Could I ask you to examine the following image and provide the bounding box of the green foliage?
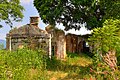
[34,0,120,30]
[89,19,120,54]
[0,49,48,80]
[0,49,119,79]
[99,0,120,19]
[34,0,100,30]
[88,19,120,79]
[0,0,24,27]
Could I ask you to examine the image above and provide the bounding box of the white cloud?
[65,27,91,35]
[20,0,33,4]
[56,23,91,35]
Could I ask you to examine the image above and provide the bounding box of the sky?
[0,0,91,40]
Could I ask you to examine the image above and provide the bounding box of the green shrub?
[0,49,48,80]
[88,19,120,79]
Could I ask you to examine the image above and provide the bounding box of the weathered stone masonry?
[6,17,66,59]
[6,17,89,59]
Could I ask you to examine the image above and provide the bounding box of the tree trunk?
[102,50,117,71]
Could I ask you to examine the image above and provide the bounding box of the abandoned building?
[66,34,89,53]
[6,17,66,59]
[6,17,90,59]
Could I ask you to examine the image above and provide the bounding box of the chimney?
[30,16,39,27]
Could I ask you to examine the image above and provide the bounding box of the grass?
[46,52,93,80]
[3,49,119,80]
[0,49,48,80]
[0,49,93,80]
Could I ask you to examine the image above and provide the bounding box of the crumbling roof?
[7,24,49,38]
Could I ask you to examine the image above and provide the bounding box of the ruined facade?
[46,25,66,59]
[66,34,90,54]
[6,17,66,59]
[6,17,49,51]
[6,17,90,59]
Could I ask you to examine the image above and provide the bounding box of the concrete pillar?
[9,36,11,51]
[48,34,52,59]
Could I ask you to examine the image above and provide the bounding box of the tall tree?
[34,0,120,30]
[0,0,24,28]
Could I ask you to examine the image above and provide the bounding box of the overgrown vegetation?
[0,49,94,80]
[0,48,48,80]
[0,46,120,80]
[46,52,93,80]
[1,20,120,79]
[88,19,120,79]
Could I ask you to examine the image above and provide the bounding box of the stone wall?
[6,21,90,59]
[66,34,88,54]
[55,31,66,59]
[6,35,49,52]
[46,25,66,59]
